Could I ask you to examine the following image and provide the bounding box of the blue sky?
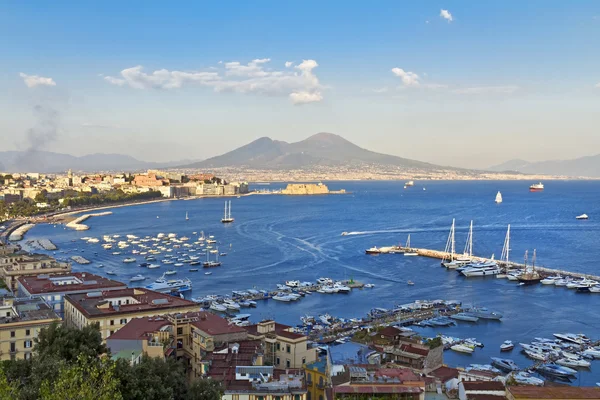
[1,1,599,168]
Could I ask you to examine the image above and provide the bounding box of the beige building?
[0,297,61,361]
[282,183,330,195]
[64,288,200,340]
[247,320,317,369]
[0,253,71,293]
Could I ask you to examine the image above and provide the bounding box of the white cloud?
[440,9,453,22]
[453,85,520,94]
[422,83,449,90]
[289,91,323,105]
[285,61,293,68]
[595,82,600,88]
[104,59,323,105]
[19,73,56,88]
[391,68,420,87]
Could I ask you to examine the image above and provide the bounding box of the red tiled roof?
[65,288,199,318]
[106,316,171,340]
[399,343,429,357]
[467,395,506,400]
[189,312,247,336]
[18,272,126,295]
[462,381,505,391]
[375,368,420,382]
[245,322,305,340]
[507,386,600,399]
[429,366,459,382]
[334,385,423,394]
[378,326,402,337]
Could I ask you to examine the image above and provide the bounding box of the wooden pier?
[397,246,600,281]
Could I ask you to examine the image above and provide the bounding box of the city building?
[282,183,330,195]
[0,252,71,293]
[106,316,173,364]
[331,365,425,400]
[204,342,307,400]
[64,288,200,339]
[381,338,443,373]
[304,356,331,400]
[458,381,505,400]
[0,296,61,361]
[17,272,127,317]
[246,320,317,369]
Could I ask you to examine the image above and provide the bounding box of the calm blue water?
[24,181,600,385]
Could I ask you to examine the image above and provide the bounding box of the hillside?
[488,155,600,177]
[182,132,442,170]
[0,151,196,173]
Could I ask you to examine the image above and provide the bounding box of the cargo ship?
[529,182,544,192]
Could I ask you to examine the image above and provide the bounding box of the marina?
[16,180,600,386]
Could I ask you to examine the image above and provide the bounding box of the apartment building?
[17,272,126,317]
[64,288,200,339]
[0,296,61,361]
[246,320,317,370]
[0,252,71,293]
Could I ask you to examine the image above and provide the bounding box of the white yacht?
[123,257,136,263]
[576,214,589,220]
[450,343,475,353]
[461,261,501,277]
[286,280,300,288]
[145,273,192,294]
[333,282,351,293]
[129,274,146,282]
[541,275,563,285]
[553,333,590,345]
[210,302,227,312]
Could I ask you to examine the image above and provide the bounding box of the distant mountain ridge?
[181,132,445,170]
[0,151,197,173]
[488,155,600,177]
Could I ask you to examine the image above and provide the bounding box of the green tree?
[35,322,107,363]
[186,379,223,400]
[34,190,48,203]
[39,355,122,400]
[0,363,21,400]
[113,356,188,400]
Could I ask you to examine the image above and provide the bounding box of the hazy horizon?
[2,1,599,169]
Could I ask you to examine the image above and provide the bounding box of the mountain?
[0,151,197,173]
[488,155,600,177]
[182,132,441,170]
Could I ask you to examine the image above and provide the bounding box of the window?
[319,396,323,400]
[110,320,114,326]
[307,393,311,400]
[24,340,32,348]
[276,357,280,365]
[257,397,264,400]
[24,352,32,360]
[306,373,312,384]
[286,359,291,368]
[10,331,15,338]
[110,330,114,335]
[275,397,281,400]
[302,357,306,364]
[319,377,324,386]
[286,344,291,353]
[25,329,31,336]
[276,342,280,350]
[120,318,127,325]
[294,396,301,400]
[10,342,16,352]
[177,327,183,335]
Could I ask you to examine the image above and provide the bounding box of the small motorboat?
[576,214,589,220]
[536,363,577,377]
[500,340,514,352]
[129,274,146,282]
[491,357,519,372]
[205,272,212,275]
[106,270,116,275]
[189,268,199,272]
[407,280,414,286]
[450,343,475,353]
[165,270,177,276]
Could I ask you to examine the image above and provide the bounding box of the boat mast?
[406,234,411,249]
[464,221,473,257]
[450,219,455,260]
[524,250,528,270]
[501,224,511,264]
[532,249,536,272]
[228,201,232,219]
[224,201,227,219]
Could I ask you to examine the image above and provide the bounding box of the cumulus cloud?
[285,61,293,68]
[391,68,420,87]
[19,73,56,88]
[440,9,453,22]
[453,85,520,94]
[103,59,323,105]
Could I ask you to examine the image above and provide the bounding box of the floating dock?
[70,255,91,265]
[66,211,113,231]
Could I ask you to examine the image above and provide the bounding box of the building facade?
[0,253,71,293]
[0,297,61,361]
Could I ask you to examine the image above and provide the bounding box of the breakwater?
[65,211,113,231]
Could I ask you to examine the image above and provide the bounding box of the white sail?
[501,225,511,264]
[495,191,503,203]
[463,221,473,257]
[442,219,455,262]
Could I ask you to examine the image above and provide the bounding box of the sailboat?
[453,221,474,269]
[185,212,189,221]
[518,249,542,285]
[495,191,503,204]
[203,247,222,268]
[221,201,234,223]
[441,219,457,267]
[501,225,511,267]
[404,235,418,256]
